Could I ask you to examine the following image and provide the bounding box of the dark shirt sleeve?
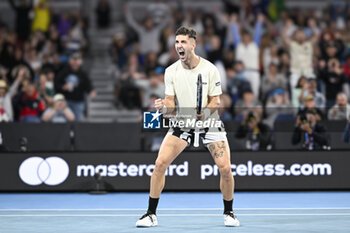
[258,123,272,149]
[292,126,302,145]
[311,125,329,146]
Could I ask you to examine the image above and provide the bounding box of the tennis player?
[136,26,240,227]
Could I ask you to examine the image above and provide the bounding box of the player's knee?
[219,165,233,180]
[154,159,168,174]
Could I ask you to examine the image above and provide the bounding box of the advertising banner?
[0,151,349,191]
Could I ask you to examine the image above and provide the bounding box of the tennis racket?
[193,74,202,147]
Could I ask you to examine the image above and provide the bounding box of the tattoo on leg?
[217,141,226,150]
[214,151,223,158]
[208,144,215,153]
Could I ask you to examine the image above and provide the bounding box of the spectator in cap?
[42,93,75,123]
[328,93,350,120]
[55,52,96,121]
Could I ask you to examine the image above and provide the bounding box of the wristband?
[161,105,167,114]
[203,108,211,120]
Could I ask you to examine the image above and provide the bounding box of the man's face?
[25,84,35,96]
[337,95,347,107]
[305,99,315,109]
[308,80,316,92]
[295,30,305,43]
[269,65,278,75]
[69,58,82,71]
[175,35,195,62]
[306,113,316,127]
[242,34,251,45]
[326,46,337,57]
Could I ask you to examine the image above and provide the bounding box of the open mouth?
[179,51,185,56]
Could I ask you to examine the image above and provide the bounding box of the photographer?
[292,110,329,150]
[235,111,272,151]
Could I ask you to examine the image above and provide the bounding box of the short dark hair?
[175,26,197,40]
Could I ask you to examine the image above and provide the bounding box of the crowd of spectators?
[107,0,350,150]
[0,0,92,123]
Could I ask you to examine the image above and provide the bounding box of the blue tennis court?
[1,192,349,233]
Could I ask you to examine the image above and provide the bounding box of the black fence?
[0,121,349,152]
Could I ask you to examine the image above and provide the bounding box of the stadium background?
[0,0,349,192]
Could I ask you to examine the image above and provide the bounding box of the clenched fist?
[154,98,164,111]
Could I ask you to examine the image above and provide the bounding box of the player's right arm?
[155,95,176,115]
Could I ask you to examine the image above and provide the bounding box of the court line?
[1,207,350,211]
[1,213,350,217]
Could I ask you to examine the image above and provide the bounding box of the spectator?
[234,89,263,120]
[342,54,350,97]
[134,71,165,108]
[262,45,280,75]
[226,63,250,105]
[299,78,326,110]
[7,0,33,41]
[292,76,307,109]
[125,4,170,55]
[230,13,264,97]
[31,0,50,33]
[14,81,45,122]
[235,111,273,151]
[57,12,72,37]
[328,93,350,120]
[55,53,96,121]
[264,88,293,128]
[42,93,75,122]
[115,53,145,109]
[96,0,111,29]
[282,22,319,88]
[260,63,288,102]
[37,72,54,105]
[110,32,127,70]
[218,93,233,122]
[0,80,16,122]
[298,94,325,120]
[319,57,346,107]
[292,109,329,150]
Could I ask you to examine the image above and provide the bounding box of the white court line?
[1,213,350,217]
[1,207,350,211]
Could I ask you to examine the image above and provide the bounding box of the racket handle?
[194,129,200,147]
